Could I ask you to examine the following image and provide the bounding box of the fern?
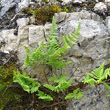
[83,63,110,97]
[13,70,41,93]
[44,74,74,93]
[82,63,110,87]
[23,16,80,69]
[65,88,84,100]
[37,90,53,101]
[14,16,82,103]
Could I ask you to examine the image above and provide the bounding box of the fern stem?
[44,71,49,84]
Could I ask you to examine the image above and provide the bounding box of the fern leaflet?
[65,88,84,99]
[37,90,53,101]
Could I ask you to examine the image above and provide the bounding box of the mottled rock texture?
[0,3,110,109]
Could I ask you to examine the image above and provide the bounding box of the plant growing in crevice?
[13,16,83,110]
[0,52,21,110]
[13,70,53,101]
[82,63,110,96]
[23,16,80,70]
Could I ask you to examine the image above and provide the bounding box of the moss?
[0,63,17,91]
[29,4,62,24]
[87,1,96,8]
[21,4,75,24]
[0,88,21,110]
[0,57,20,110]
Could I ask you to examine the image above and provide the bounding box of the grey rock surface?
[94,2,107,11]
[0,10,110,110]
[17,18,29,27]
[18,0,30,11]
[74,0,86,3]
[63,0,72,3]
[0,0,20,17]
[29,25,44,47]
[66,85,110,110]
[105,16,110,34]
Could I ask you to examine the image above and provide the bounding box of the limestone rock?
[17,26,29,63]
[66,85,110,110]
[74,0,86,3]
[0,29,18,51]
[54,12,67,23]
[17,18,29,27]
[17,40,29,64]
[62,0,72,3]
[91,12,101,21]
[18,0,30,11]
[0,0,20,17]
[105,0,110,6]
[105,16,110,34]
[65,10,92,22]
[58,19,109,79]
[0,2,16,17]
[94,2,107,11]
[29,25,45,47]
[44,23,52,38]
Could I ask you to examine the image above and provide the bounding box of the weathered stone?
[17,18,29,27]
[18,0,30,11]
[29,16,36,24]
[29,25,44,47]
[65,10,91,22]
[105,0,110,6]
[91,12,101,21]
[66,12,81,21]
[79,10,91,19]
[58,19,109,79]
[54,12,67,23]
[74,0,86,3]
[0,0,20,17]
[105,16,110,34]
[17,40,29,64]
[44,23,52,38]
[66,85,110,110]
[0,3,16,17]
[17,26,29,43]
[0,29,18,51]
[94,2,107,11]
[59,19,108,39]
[17,26,29,63]
[62,0,72,3]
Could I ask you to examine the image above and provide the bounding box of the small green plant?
[37,90,53,101]
[65,88,84,100]
[13,70,53,101]
[13,16,83,108]
[82,63,110,87]
[44,74,73,93]
[13,70,41,93]
[23,16,80,70]
[82,63,110,96]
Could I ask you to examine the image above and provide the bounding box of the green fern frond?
[44,74,73,93]
[13,70,41,93]
[23,16,80,70]
[48,74,68,83]
[37,90,53,101]
[83,63,110,88]
[65,88,84,99]
[44,84,55,91]
[103,83,110,92]
[91,63,104,80]
[62,23,80,50]
[82,73,96,87]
